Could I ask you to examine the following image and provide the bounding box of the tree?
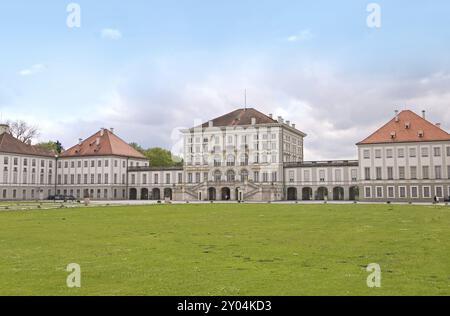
[37,141,64,154]
[144,147,176,167]
[129,142,145,154]
[6,120,39,143]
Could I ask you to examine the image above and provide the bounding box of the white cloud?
[287,29,314,42]
[101,28,123,40]
[19,64,46,76]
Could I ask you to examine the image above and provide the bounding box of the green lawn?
[0,203,449,296]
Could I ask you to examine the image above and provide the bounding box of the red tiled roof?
[0,132,56,157]
[200,108,277,128]
[61,129,146,159]
[358,110,450,145]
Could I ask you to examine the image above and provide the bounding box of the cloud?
[101,28,123,40]
[9,56,450,161]
[19,64,46,76]
[287,29,314,42]
[72,57,449,161]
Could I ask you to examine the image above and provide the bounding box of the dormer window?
[390,131,396,139]
[418,130,424,138]
[405,122,411,129]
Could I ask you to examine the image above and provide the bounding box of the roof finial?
[244,89,247,110]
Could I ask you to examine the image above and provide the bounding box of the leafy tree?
[145,147,176,167]
[129,142,145,154]
[6,120,39,143]
[37,141,64,154]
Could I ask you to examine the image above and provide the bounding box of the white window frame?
[364,186,372,198]
[422,186,431,199]
[435,186,444,198]
[398,186,407,199]
[387,186,395,199]
[375,186,383,199]
[410,186,419,199]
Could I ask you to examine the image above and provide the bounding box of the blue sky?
[1,1,450,159]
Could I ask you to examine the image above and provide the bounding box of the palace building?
[1,108,449,202]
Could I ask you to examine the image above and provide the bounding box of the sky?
[0,0,450,160]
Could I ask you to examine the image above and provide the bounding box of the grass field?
[0,203,449,296]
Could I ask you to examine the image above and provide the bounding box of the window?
[262,172,269,183]
[289,171,295,183]
[304,170,310,182]
[423,186,431,198]
[409,148,416,158]
[448,166,450,179]
[4,157,8,165]
[435,166,442,179]
[447,147,450,157]
[376,187,383,198]
[364,187,372,198]
[91,174,95,184]
[188,173,192,184]
[131,175,136,185]
[399,186,407,198]
[272,172,277,182]
[423,166,430,179]
[376,167,382,180]
[436,186,444,198]
[386,149,393,158]
[319,170,325,182]
[411,186,419,199]
[421,147,429,157]
[410,166,417,180]
[375,149,382,159]
[98,174,102,184]
[363,150,370,159]
[154,174,159,184]
[178,173,183,184]
[364,167,371,180]
[142,174,147,185]
[105,174,109,184]
[387,186,395,199]
[399,166,405,180]
[387,167,394,180]
[398,148,405,158]
[335,169,342,182]
[434,147,441,157]
[166,174,171,184]
[351,169,357,181]
[253,171,259,182]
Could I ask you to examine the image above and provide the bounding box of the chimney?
[278,116,284,124]
[269,114,273,119]
[395,110,399,122]
[286,120,290,126]
[251,117,256,125]
[208,121,214,128]
[78,138,83,145]
[292,123,296,129]
[0,124,10,135]
[110,128,114,134]
[422,110,426,119]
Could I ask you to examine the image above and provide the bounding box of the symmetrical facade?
[1,108,449,202]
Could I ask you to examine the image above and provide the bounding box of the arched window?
[214,170,222,182]
[240,170,249,182]
[240,154,249,166]
[226,170,235,182]
[214,155,222,167]
[227,155,235,167]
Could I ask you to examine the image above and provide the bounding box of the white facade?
[0,153,56,200]
[358,142,450,201]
